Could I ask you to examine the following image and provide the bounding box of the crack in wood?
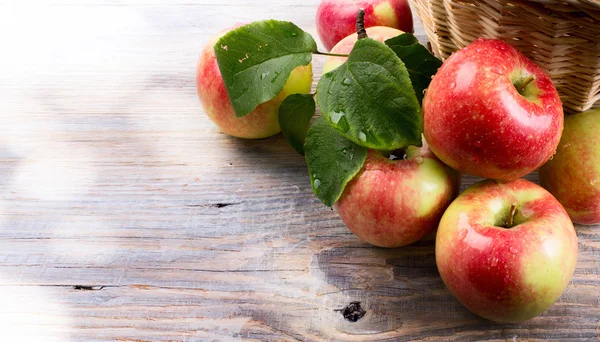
[185,202,241,208]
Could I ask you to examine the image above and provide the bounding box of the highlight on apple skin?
[423,38,564,181]
[316,0,413,51]
[335,144,460,248]
[436,179,578,323]
[539,108,600,225]
[196,25,313,139]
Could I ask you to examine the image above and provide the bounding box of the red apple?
[196,25,313,139]
[335,143,460,248]
[316,0,413,51]
[322,26,405,74]
[423,38,563,181]
[539,108,600,225]
[436,179,578,323]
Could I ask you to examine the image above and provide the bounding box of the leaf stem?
[506,203,518,228]
[356,9,367,40]
[517,75,535,94]
[314,51,350,58]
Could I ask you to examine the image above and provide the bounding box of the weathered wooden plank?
[0,1,598,341]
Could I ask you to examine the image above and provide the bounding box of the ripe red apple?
[335,143,460,248]
[423,38,564,181]
[322,26,405,74]
[436,179,578,323]
[196,25,313,139]
[539,108,600,225]
[316,0,413,51]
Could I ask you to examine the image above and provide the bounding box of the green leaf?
[316,38,422,151]
[385,34,443,103]
[304,117,367,207]
[214,20,317,118]
[278,94,316,156]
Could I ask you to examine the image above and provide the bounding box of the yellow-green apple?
[335,143,460,248]
[539,108,600,225]
[322,26,405,74]
[436,179,578,323]
[196,25,313,139]
[316,0,413,51]
[423,38,564,181]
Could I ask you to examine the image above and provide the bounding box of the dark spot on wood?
[215,203,232,208]
[73,285,104,291]
[335,301,366,322]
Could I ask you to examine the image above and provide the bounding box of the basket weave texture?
[410,0,600,113]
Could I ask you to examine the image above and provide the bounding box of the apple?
[539,108,600,225]
[423,38,564,181]
[335,142,460,248]
[316,0,413,51]
[322,26,405,74]
[436,178,578,323]
[196,25,313,139]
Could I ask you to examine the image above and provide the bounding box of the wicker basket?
[409,0,600,113]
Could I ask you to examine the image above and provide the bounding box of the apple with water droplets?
[196,24,313,139]
[423,38,564,181]
[436,178,578,323]
[335,143,460,248]
[316,0,413,51]
[540,108,600,225]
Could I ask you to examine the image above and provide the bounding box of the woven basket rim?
[523,0,600,9]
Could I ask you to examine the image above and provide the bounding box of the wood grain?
[0,1,598,341]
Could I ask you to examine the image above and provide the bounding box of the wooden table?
[1,1,598,341]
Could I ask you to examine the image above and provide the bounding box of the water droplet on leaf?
[342,78,352,86]
[313,179,321,189]
[358,132,367,142]
[260,72,269,80]
[330,111,345,124]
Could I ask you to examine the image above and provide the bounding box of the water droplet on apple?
[490,257,498,267]
[591,179,598,186]
[457,228,467,241]
[313,179,321,189]
[449,81,456,90]
[342,78,352,86]
[504,274,511,283]
[509,246,518,254]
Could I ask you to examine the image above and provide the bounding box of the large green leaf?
[316,38,422,151]
[278,94,316,156]
[385,34,442,103]
[214,20,317,117]
[304,117,367,207]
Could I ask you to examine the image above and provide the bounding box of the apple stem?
[517,75,535,94]
[313,51,350,58]
[506,203,518,228]
[356,9,367,40]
